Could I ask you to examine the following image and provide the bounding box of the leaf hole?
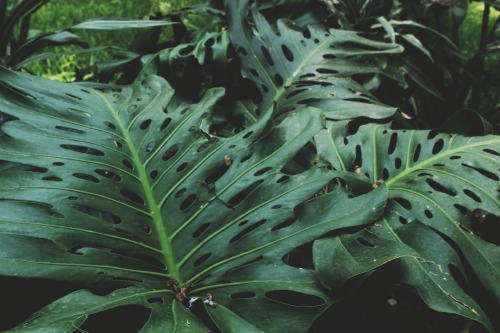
[229,219,267,243]
[238,220,249,226]
[277,175,290,184]
[73,173,100,183]
[450,155,461,160]
[254,167,272,176]
[432,139,445,154]
[43,176,62,182]
[61,144,104,156]
[463,189,481,203]
[274,73,284,86]
[387,133,398,155]
[140,119,152,130]
[393,197,412,210]
[55,125,86,134]
[322,54,336,59]
[67,196,78,200]
[193,253,211,267]
[427,130,439,139]
[150,170,158,180]
[412,144,421,162]
[228,255,264,272]
[424,209,433,218]
[52,162,64,166]
[271,218,295,232]
[395,157,402,169]
[316,68,339,74]
[285,88,307,100]
[147,298,163,304]
[382,168,389,181]
[175,188,186,198]
[104,121,117,130]
[425,179,456,197]
[193,222,210,238]
[272,204,283,209]
[227,180,264,208]
[249,68,259,77]
[462,164,499,181]
[176,162,189,172]
[122,159,134,170]
[180,194,197,211]
[138,222,151,234]
[66,93,82,100]
[120,188,145,205]
[281,44,294,62]
[454,204,468,216]
[163,143,181,161]
[240,152,253,163]
[399,216,408,224]
[265,290,325,307]
[160,118,172,131]
[95,169,121,182]
[483,148,499,156]
[261,46,274,66]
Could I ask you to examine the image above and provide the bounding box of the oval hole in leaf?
[149,170,158,180]
[180,194,197,211]
[147,298,163,304]
[193,222,210,238]
[265,290,325,307]
[254,167,272,176]
[425,178,456,197]
[104,121,116,130]
[176,162,189,172]
[138,222,151,234]
[463,189,481,203]
[395,157,402,169]
[277,175,290,184]
[238,220,249,226]
[122,159,134,170]
[55,125,86,134]
[432,139,445,154]
[193,253,211,267]
[399,216,408,224]
[281,44,294,62]
[285,88,307,100]
[61,144,104,156]
[175,188,186,198]
[95,169,121,182]
[261,46,274,66]
[231,291,256,299]
[462,164,499,181]
[274,74,284,86]
[162,143,181,161]
[382,168,389,180]
[43,176,62,182]
[73,173,100,183]
[160,118,172,131]
[229,219,267,243]
[393,197,412,210]
[249,68,259,77]
[228,255,264,273]
[387,133,398,154]
[424,209,433,218]
[205,164,229,184]
[316,68,339,74]
[120,188,145,205]
[140,119,151,130]
[272,204,282,209]
[450,155,461,160]
[227,179,264,208]
[427,130,439,140]
[240,152,253,163]
[454,204,468,216]
[412,144,421,162]
[483,148,499,156]
[271,218,295,232]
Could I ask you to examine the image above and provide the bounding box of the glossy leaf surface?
[0,68,387,332]
[314,122,500,331]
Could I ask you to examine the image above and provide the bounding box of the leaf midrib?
[97,91,180,282]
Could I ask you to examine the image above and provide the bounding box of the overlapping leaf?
[313,122,500,331]
[0,68,387,332]
[227,0,402,123]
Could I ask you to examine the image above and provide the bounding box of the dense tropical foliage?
[0,0,499,332]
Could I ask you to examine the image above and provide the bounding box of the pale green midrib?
[96,91,181,282]
[386,138,499,187]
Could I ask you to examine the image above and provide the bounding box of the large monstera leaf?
[313,122,500,331]
[0,68,387,332]
[227,0,402,123]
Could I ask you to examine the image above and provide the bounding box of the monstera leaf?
[0,68,387,332]
[227,0,402,122]
[313,122,500,331]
